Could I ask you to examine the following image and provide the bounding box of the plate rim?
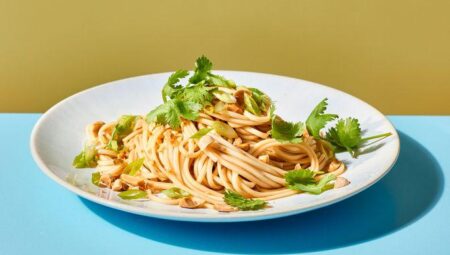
[30,70,400,222]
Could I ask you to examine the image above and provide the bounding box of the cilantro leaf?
[285,169,316,185]
[177,83,214,106]
[208,73,236,88]
[118,190,148,200]
[73,144,97,168]
[306,98,338,138]
[297,174,336,194]
[224,190,267,211]
[146,101,181,128]
[146,99,202,128]
[271,116,304,143]
[326,118,361,153]
[173,99,202,121]
[189,55,213,84]
[123,158,145,176]
[162,70,189,102]
[285,169,336,194]
[326,117,392,157]
[163,187,190,199]
[190,128,213,139]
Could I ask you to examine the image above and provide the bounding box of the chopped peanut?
[334,177,350,189]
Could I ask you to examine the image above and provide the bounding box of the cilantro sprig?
[224,190,267,211]
[302,99,391,158]
[146,56,236,129]
[189,56,235,88]
[189,56,213,84]
[285,169,336,194]
[326,118,392,157]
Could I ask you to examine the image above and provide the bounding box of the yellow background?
[1,0,449,114]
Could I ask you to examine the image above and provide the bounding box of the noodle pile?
[83,86,347,211]
[71,56,387,212]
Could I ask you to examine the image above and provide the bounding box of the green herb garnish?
[248,87,271,113]
[271,116,304,143]
[147,56,236,128]
[326,117,392,157]
[189,56,213,84]
[162,70,189,102]
[107,115,138,151]
[224,190,267,211]
[190,128,213,139]
[285,169,336,194]
[146,99,202,128]
[189,56,235,88]
[306,98,338,138]
[177,82,215,106]
[244,93,262,116]
[73,144,97,168]
[118,190,148,200]
[212,121,238,139]
[162,187,190,199]
[91,172,101,186]
[123,158,145,176]
[213,91,236,104]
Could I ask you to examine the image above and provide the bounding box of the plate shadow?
[80,131,444,254]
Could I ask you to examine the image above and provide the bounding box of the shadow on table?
[81,131,444,254]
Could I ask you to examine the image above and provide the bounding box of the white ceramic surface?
[30,71,400,222]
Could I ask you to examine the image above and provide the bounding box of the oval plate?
[30,71,399,222]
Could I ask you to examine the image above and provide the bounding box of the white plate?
[30,71,400,222]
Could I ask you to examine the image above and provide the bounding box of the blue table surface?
[1,114,449,255]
